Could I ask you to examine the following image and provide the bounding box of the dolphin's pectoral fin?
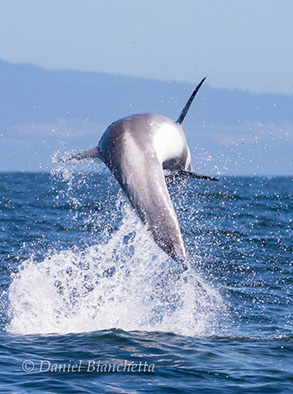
[164,170,186,187]
[180,170,219,182]
[164,169,218,187]
[58,147,101,163]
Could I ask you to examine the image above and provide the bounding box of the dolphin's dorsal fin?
[176,77,206,125]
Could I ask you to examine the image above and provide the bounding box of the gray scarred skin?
[63,79,212,270]
[96,113,192,269]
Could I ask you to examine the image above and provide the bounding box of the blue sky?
[0,0,292,94]
[0,1,292,175]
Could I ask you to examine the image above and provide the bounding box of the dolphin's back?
[98,114,189,266]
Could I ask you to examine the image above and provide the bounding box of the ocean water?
[0,168,292,393]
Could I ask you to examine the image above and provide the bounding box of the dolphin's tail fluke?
[176,77,206,125]
[59,147,101,163]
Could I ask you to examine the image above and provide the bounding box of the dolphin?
[62,78,217,270]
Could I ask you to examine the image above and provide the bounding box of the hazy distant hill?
[0,59,292,174]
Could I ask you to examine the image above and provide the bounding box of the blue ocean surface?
[0,168,292,393]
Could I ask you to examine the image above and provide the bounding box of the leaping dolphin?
[62,78,217,270]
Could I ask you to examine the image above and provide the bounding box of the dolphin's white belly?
[152,122,186,164]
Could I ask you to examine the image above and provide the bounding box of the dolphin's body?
[63,78,217,269]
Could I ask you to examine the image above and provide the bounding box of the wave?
[7,196,225,336]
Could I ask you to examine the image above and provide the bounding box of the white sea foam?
[8,213,224,337]
[7,166,226,337]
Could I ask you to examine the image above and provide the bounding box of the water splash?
[7,165,226,336]
[7,206,224,336]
